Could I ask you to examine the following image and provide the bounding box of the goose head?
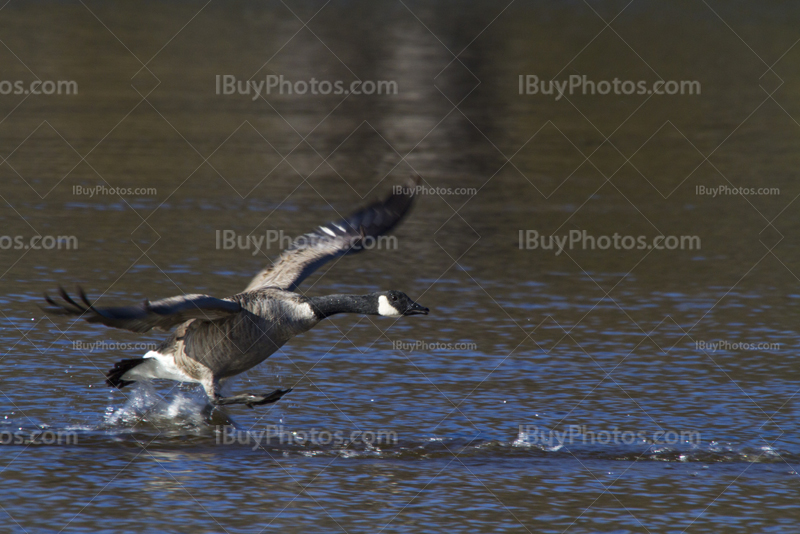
[376,291,429,317]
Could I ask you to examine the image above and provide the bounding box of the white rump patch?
[378,295,402,317]
[123,350,194,383]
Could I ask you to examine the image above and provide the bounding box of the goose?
[43,177,428,408]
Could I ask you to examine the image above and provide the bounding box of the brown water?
[2,1,800,532]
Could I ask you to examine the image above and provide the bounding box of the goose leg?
[212,388,292,409]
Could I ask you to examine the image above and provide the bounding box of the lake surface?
[1,1,800,532]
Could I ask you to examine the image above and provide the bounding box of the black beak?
[404,301,429,316]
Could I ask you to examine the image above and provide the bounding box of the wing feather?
[245,176,420,292]
[42,287,241,333]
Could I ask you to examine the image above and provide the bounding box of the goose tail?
[105,358,148,389]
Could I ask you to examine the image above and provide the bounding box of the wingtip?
[77,286,93,309]
[398,174,421,198]
[42,288,64,312]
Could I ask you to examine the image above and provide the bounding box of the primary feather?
[42,287,241,333]
[244,175,420,292]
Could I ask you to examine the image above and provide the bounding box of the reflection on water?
[1,1,800,532]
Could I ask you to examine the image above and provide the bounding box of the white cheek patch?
[378,295,402,317]
[298,302,317,321]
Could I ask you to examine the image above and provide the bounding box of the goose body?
[129,289,317,387]
[44,178,428,408]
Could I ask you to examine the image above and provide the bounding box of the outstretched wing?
[245,176,420,292]
[42,287,241,334]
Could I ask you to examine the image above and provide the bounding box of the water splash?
[103,382,210,429]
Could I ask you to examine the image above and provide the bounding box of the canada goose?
[43,178,428,408]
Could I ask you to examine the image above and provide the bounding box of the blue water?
[2,1,800,532]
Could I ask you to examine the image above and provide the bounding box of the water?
[2,1,800,532]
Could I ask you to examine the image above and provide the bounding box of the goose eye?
[390,294,397,302]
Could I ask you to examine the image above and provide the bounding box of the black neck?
[308,294,377,320]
